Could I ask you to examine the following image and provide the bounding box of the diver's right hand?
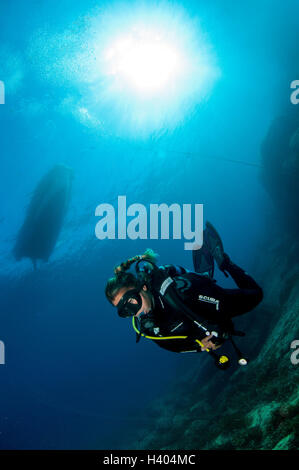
[200,334,222,351]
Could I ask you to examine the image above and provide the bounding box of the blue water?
[0,0,297,449]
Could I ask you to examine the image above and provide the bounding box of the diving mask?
[117,288,143,318]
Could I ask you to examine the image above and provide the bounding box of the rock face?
[119,113,299,450]
[121,237,299,450]
[261,112,299,234]
[14,164,73,267]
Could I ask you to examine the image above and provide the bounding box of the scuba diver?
[105,222,263,369]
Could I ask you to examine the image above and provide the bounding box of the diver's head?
[105,249,158,318]
[105,272,152,317]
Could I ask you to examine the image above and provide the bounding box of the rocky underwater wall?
[119,113,299,451]
[120,238,298,450]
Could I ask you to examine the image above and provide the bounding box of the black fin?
[192,229,214,279]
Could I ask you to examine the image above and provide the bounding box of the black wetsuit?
[137,263,263,353]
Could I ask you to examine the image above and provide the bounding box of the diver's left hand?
[200,334,222,351]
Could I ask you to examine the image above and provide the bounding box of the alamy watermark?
[290,80,299,105]
[95,196,203,250]
[0,341,5,365]
[0,80,5,104]
[290,340,299,365]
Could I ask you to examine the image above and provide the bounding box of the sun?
[103,27,184,95]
